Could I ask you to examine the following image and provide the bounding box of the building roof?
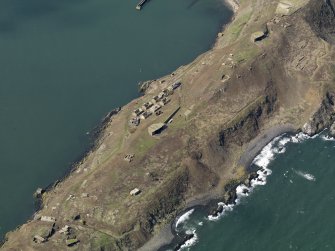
[148,123,165,136]
[251,31,266,41]
[130,188,141,196]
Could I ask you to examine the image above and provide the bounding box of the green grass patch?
[90,232,116,251]
[168,114,188,133]
[134,133,157,157]
[226,11,252,42]
[235,44,260,63]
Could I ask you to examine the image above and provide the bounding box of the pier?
[136,0,148,10]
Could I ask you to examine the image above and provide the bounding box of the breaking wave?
[173,131,321,249]
[208,202,234,221]
[177,230,198,251]
[294,169,316,181]
[321,135,335,141]
[175,209,195,228]
[208,132,313,221]
[291,132,311,143]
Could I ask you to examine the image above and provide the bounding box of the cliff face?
[305,0,335,44]
[303,92,335,135]
[302,0,335,134]
[217,94,277,150]
[2,0,335,250]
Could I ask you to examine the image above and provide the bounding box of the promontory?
[2,0,335,250]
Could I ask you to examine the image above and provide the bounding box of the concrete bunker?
[148,123,166,136]
[251,24,269,42]
[130,188,141,196]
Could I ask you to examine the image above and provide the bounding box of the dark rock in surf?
[173,233,194,251]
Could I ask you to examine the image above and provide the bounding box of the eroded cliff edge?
[2,0,335,250]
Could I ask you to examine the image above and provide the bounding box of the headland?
[2,0,335,250]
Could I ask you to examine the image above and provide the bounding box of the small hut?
[130,188,141,196]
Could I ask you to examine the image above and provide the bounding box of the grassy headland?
[2,0,335,250]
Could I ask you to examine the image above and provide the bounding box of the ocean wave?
[276,137,291,153]
[177,230,198,251]
[253,132,317,170]
[235,184,251,205]
[178,132,317,247]
[278,136,291,146]
[209,134,297,222]
[291,132,310,143]
[294,169,316,181]
[321,135,335,141]
[175,209,195,228]
[236,184,250,197]
[208,202,234,221]
[291,130,327,143]
[251,167,273,186]
[209,166,273,222]
[252,135,294,169]
[252,138,279,168]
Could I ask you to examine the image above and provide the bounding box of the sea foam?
[208,202,234,221]
[175,209,195,228]
[321,135,335,141]
[252,137,279,169]
[177,230,198,251]
[208,133,299,222]
[291,132,310,143]
[178,132,316,249]
[294,169,316,181]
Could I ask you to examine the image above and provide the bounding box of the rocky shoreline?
[224,0,239,13]
[155,125,335,250]
[140,124,297,251]
[0,106,124,246]
[2,0,335,250]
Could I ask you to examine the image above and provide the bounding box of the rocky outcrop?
[2,0,335,250]
[218,95,276,148]
[99,107,121,130]
[172,233,195,251]
[302,92,335,135]
[206,89,278,170]
[138,80,154,94]
[305,0,335,44]
[115,167,189,250]
[330,122,335,136]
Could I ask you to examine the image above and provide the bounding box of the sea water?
[0,0,232,240]
[166,132,335,251]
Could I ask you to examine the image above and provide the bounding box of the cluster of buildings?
[129,82,182,127]
[33,215,80,246]
[124,153,135,162]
